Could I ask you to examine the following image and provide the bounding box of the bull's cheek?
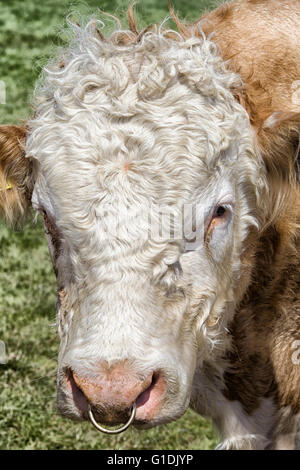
[56,288,76,348]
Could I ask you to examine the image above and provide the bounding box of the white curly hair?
[26,12,268,444]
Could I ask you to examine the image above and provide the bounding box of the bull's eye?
[183,199,233,251]
[215,205,226,218]
[205,203,232,243]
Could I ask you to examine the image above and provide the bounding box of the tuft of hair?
[0,125,32,225]
[30,3,298,231]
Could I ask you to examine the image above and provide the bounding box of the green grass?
[0,0,220,450]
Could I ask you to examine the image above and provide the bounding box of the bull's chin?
[133,394,189,429]
[84,412,185,430]
[57,394,189,428]
[133,407,188,430]
[86,407,188,430]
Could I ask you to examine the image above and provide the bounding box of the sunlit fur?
[0,126,31,224]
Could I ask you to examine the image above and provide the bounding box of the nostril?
[136,372,160,408]
[134,371,166,421]
[62,366,165,423]
[64,368,89,413]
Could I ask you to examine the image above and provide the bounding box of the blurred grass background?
[0,0,221,450]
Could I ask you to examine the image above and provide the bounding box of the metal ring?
[88,403,136,435]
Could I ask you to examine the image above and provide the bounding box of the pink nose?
[70,362,157,423]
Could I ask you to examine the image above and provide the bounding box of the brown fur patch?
[224,197,300,414]
[0,125,32,224]
[43,211,61,275]
[193,0,300,217]
[127,4,139,35]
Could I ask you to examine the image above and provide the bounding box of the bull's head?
[0,21,269,429]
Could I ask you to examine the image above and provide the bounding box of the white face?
[26,28,264,427]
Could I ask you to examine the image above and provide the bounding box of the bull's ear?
[0,125,32,225]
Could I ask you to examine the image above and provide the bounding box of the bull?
[0,0,299,449]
